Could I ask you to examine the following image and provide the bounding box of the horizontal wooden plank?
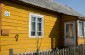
[2,16,28,22]
[1,43,51,50]
[2,21,28,26]
[2,26,28,30]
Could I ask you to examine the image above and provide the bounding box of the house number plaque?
[4,11,10,16]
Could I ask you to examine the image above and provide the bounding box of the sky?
[54,0,85,16]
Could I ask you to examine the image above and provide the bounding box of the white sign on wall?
[4,11,10,16]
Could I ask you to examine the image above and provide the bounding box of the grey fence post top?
[9,49,13,55]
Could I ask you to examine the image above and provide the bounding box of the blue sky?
[54,0,85,16]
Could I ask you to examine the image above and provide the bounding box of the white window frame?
[78,20,85,37]
[29,13,44,38]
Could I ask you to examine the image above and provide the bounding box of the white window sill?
[29,36,44,38]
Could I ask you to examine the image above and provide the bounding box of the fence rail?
[10,44,85,55]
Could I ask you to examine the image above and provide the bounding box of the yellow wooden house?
[0,0,85,55]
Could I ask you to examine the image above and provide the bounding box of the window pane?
[66,24,69,38]
[38,18,42,22]
[31,32,35,36]
[37,23,41,31]
[37,32,41,36]
[31,22,35,31]
[69,24,73,37]
[79,21,83,36]
[31,17,36,21]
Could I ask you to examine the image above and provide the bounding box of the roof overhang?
[4,0,59,14]
[3,0,85,18]
[77,17,85,20]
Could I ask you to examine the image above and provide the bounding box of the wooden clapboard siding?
[78,37,85,45]
[0,1,2,35]
[60,14,77,47]
[1,1,60,55]
[0,1,3,55]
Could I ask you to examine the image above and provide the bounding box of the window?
[65,23,74,38]
[78,20,85,37]
[29,13,44,38]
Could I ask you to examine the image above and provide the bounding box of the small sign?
[4,11,10,16]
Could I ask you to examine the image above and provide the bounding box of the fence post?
[83,44,84,55]
[9,49,13,55]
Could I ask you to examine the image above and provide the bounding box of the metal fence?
[10,44,85,55]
